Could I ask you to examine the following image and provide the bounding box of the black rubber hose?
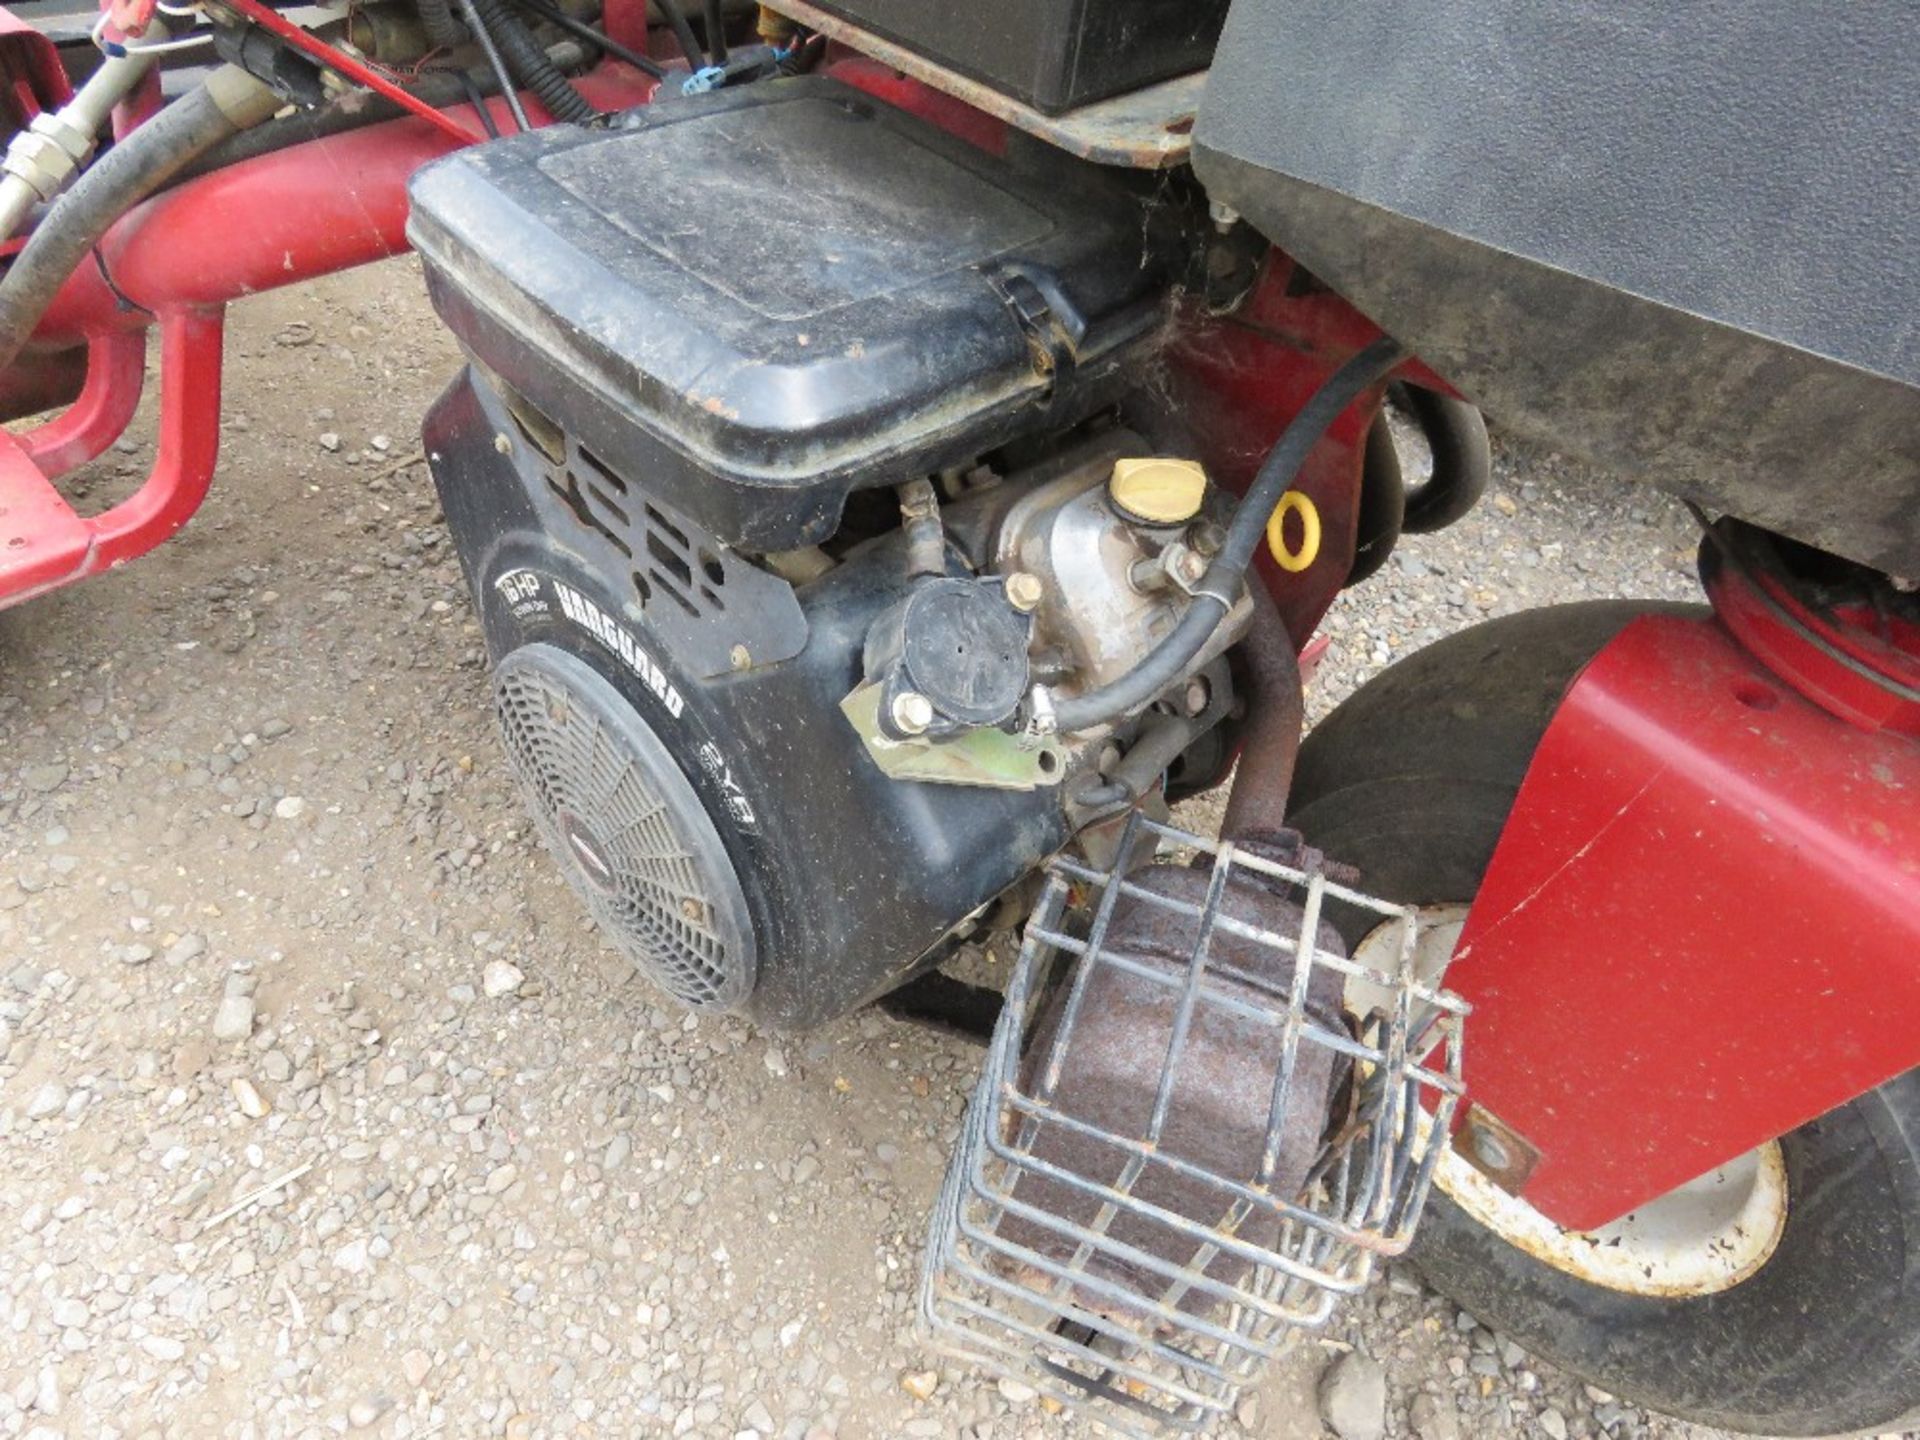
[653,0,704,69]
[1347,410,1407,585]
[0,69,277,377]
[459,0,532,129]
[469,0,596,122]
[512,0,665,78]
[1049,336,1405,734]
[702,0,727,61]
[416,0,470,51]
[172,41,593,184]
[1072,713,1202,812]
[1394,383,1491,534]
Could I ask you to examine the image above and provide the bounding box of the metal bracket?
[841,682,1065,790]
[1455,1105,1542,1194]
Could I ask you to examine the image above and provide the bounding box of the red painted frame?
[1449,610,1920,1230]
[1,65,655,605]
[0,5,68,128]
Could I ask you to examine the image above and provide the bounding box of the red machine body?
[1450,601,1920,1230]
[2,9,1918,1240]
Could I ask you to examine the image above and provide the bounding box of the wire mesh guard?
[919,813,1468,1435]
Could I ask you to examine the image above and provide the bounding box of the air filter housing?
[407,78,1174,553]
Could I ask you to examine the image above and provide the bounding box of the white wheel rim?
[1353,911,1791,1299]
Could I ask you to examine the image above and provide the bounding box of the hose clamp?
[1021,685,1059,740]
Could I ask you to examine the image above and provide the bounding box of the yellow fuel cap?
[1108,457,1208,525]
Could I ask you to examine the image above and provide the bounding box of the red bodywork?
[1453,598,1920,1230]
[3,21,1918,1230]
[0,6,67,128]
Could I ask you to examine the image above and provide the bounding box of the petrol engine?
[414,78,1246,1029]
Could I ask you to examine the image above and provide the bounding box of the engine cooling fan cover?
[492,642,757,1011]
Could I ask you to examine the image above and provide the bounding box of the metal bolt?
[1004,572,1044,613]
[1184,677,1210,716]
[493,432,513,456]
[728,644,752,671]
[1470,1125,1514,1173]
[1128,556,1168,594]
[1188,520,1226,558]
[890,691,934,737]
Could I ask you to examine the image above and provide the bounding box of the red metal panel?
[1450,612,1920,1231]
[0,6,70,129]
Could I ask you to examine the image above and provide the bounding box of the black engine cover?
[408,78,1174,554]
[427,370,1071,1030]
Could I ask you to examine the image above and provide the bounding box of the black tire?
[1287,602,1920,1438]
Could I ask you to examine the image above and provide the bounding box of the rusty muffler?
[1005,838,1351,1318]
[920,812,1466,1434]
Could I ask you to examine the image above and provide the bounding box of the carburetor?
[996,450,1248,704]
[841,429,1250,799]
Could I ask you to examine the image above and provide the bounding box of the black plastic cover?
[427,369,1073,1030]
[806,0,1230,113]
[409,79,1174,553]
[1194,1,1920,575]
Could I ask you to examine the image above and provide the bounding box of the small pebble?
[1319,1350,1387,1440]
[482,959,525,998]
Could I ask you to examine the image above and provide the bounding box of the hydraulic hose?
[703,0,727,61]
[415,0,470,50]
[0,65,280,377]
[652,0,705,69]
[0,19,173,244]
[1395,383,1492,534]
[1048,335,1405,734]
[467,0,596,122]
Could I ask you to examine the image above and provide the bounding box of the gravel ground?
[0,261,1742,1440]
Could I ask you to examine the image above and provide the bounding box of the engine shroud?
[413,76,1212,1028]
[407,76,1174,554]
[428,370,1079,1030]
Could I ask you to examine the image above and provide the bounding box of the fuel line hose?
[1047,335,1406,734]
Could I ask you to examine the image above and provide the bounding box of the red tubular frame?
[0,310,221,603]
[1,65,654,606]
[21,332,147,476]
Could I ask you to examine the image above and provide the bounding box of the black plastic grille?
[493,644,755,1010]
